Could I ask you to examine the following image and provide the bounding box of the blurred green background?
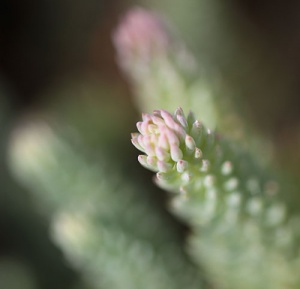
[0,0,300,288]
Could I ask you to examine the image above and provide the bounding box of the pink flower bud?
[176,160,188,173]
[113,7,171,72]
[185,135,196,151]
[131,108,205,174]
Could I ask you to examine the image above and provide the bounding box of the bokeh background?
[0,0,300,288]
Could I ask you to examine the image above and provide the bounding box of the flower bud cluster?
[131,108,203,174]
[113,7,171,74]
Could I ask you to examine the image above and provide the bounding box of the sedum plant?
[113,7,218,129]
[131,107,300,289]
[115,6,300,289]
[10,123,205,289]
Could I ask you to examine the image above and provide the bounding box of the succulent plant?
[131,107,300,289]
